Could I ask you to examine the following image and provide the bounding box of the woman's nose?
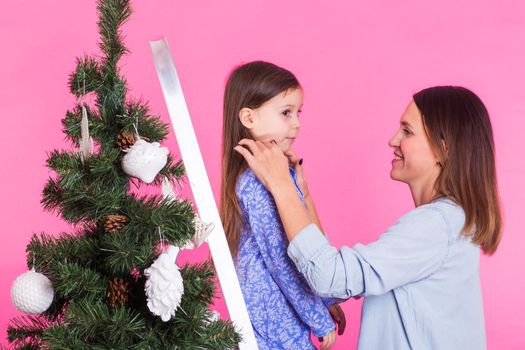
[388,131,400,148]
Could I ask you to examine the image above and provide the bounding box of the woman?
[234,86,502,349]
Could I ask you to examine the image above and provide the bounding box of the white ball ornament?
[144,245,184,322]
[11,268,54,314]
[122,139,169,183]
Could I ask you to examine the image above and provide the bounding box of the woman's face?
[388,100,441,189]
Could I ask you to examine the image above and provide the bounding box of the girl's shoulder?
[235,168,297,197]
[236,169,264,198]
[237,168,258,187]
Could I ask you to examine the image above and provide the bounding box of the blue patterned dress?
[235,168,335,349]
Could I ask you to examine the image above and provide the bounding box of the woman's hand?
[328,304,347,335]
[234,139,292,192]
[318,329,337,350]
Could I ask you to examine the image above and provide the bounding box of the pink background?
[1,1,524,348]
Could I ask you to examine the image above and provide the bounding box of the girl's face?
[239,88,303,153]
[388,100,441,189]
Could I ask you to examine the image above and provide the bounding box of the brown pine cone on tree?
[116,131,136,150]
[107,277,129,308]
[104,214,128,233]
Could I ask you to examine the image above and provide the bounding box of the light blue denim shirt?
[288,198,486,350]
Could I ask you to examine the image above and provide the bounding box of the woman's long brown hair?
[414,86,502,255]
[220,61,300,258]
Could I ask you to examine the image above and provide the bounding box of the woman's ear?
[239,108,255,129]
[441,139,449,154]
[437,139,448,168]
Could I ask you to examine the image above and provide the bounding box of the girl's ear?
[239,108,255,129]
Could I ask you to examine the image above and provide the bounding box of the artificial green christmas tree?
[6,0,240,348]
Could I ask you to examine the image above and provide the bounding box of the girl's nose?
[292,115,301,129]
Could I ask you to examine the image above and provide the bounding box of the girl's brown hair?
[414,86,502,254]
[220,61,300,258]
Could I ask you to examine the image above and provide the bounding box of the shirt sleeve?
[287,207,450,299]
[238,172,335,338]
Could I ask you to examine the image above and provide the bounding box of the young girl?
[235,86,502,349]
[220,61,344,350]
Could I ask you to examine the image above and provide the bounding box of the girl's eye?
[282,110,291,117]
[403,128,412,135]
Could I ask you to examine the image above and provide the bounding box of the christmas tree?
[6,0,240,348]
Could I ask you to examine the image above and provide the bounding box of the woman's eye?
[282,110,291,117]
[403,128,412,135]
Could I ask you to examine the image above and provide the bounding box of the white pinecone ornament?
[144,245,184,321]
[11,268,54,314]
[121,139,169,183]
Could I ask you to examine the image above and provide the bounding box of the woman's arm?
[285,150,325,233]
[303,191,324,232]
[287,207,450,299]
